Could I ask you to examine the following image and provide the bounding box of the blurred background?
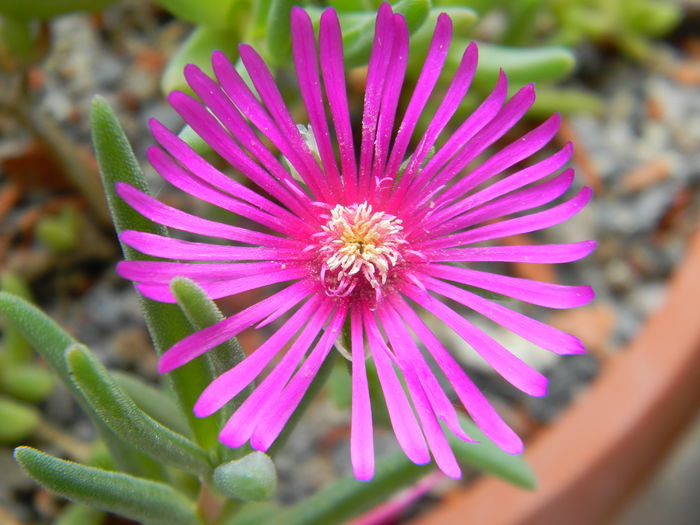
[0,0,699,523]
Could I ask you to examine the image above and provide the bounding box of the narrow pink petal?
[249,303,347,451]
[426,84,537,193]
[391,41,478,200]
[384,14,453,180]
[239,44,329,201]
[291,7,343,201]
[193,293,324,416]
[423,276,585,355]
[119,231,298,261]
[377,304,473,443]
[350,307,374,481]
[117,260,292,283]
[423,143,573,233]
[395,70,508,206]
[437,169,575,233]
[148,119,310,229]
[160,280,315,373]
[319,9,357,200]
[435,113,562,208]
[134,266,307,303]
[423,263,594,309]
[363,308,431,465]
[148,146,300,238]
[429,240,598,264]
[403,285,548,396]
[116,182,301,248]
[166,90,314,219]
[391,295,523,453]
[371,14,409,189]
[421,187,593,250]
[358,3,396,196]
[217,299,334,446]
[401,365,461,479]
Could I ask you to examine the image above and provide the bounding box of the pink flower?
[117,3,595,481]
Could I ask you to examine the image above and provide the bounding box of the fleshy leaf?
[264,0,295,67]
[213,452,277,501]
[112,370,191,437]
[0,292,166,479]
[14,447,201,525]
[0,0,116,20]
[161,25,239,97]
[0,397,39,443]
[470,42,576,87]
[448,415,536,490]
[150,0,238,28]
[66,344,212,477]
[55,503,106,525]
[91,97,222,450]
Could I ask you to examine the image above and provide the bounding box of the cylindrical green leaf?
[0,397,39,443]
[213,452,277,501]
[470,42,576,88]
[1,272,34,362]
[448,415,536,490]
[0,292,166,479]
[272,450,427,525]
[91,97,222,450]
[0,362,53,402]
[151,0,239,28]
[161,25,239,97]
[264,0,297,67]
[14,447,201,525]
[0,0,116,20]
[112,370,191,437]
[55,503,106,525]
[66,345,212,477]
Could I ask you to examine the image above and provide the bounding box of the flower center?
[316,202,406,299]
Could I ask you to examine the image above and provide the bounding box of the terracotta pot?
[411,221,700,525]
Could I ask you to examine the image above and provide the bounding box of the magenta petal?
[119,231,297,262]
[423,187,594,249]
[385,13,453,180]
[217,299,334,446]
[116,182,301,248]
[363,308,431,465]
[390,295,523,453]
[193,293,324,416]
[431,240,597,264]
[159,280,314,373]
[423,262,594,309]
[350,308,374,481]
[377,304,473,444]
[404,286,548,397]
[249,303,347,451]
[319,9,357,200]
[423,276,585,355]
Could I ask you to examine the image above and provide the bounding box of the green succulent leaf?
[151,0,239,29]
[264,0,295,67]
[213,452,278,501]
[66,345,212,477]
[161,25,239,97]
[55,503,106,525]
[91,96,222,451]
[112,370,191,437]
[470,42,576,88]
[0,0,116,20]
[0,292,166,479]
[448,415,536,490]
[14,447,201,525]
[0,396,39,443]
[0,362,53,402]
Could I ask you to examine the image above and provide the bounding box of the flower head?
[117,3,595,480]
